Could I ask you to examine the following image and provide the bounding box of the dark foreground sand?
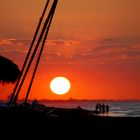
[0,105,139,137]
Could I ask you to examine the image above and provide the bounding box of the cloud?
[45,39,81,58]
[0,39,12,45]
[131,44,140,49]
[81,37,140,64]
[0,38,30,53]
[0,36,140,65]
[0,38,31,67]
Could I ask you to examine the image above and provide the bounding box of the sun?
[50,76,71,95]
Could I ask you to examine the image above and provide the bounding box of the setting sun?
[50,77,71,95]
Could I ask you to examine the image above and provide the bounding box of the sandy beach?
[0,104,139,133]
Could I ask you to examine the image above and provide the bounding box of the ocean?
[42,100,140,117]
[0,100,140,117]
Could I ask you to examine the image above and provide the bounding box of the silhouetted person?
[106,105,110,113]
[95,104,98,112]
[95,103,102,113]
[77,106,82,110]
[101,104,105,113]
[32,98,38,107]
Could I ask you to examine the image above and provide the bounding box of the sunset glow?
[50,77,71,95]
[0,0,140,100]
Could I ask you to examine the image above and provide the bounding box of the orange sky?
[0,0,140,100]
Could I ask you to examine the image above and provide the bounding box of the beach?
[0,103,140,134]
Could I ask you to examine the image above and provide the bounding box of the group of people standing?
[95,103,110,113]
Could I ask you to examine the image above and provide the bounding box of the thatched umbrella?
[0,55,20,84]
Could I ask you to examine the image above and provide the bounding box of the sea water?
[42,100,140,117]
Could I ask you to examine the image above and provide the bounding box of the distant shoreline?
[1,99,140,103]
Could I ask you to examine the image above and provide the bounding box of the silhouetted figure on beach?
[32,98,39,107]
[106,105,110,113]
[95,104,98,112]
[101,104,105,113]
[95,103,110,114]
[77,106,82,110]
[95,103,102,113]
